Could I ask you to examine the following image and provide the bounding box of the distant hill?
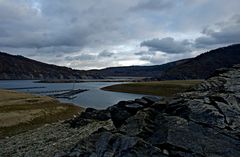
[88,59,190,77]
[0,52,93,80]
[0,51,189,80]
[1,44,239,80]
[89,44,240,79]
[157,44,240,80]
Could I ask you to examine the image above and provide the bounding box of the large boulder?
[59,129,167,157]
[67,108,111,128]
[107,97,160,128]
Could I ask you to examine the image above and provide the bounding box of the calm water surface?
[0,80,146,109]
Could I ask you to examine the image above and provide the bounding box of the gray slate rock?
[63,130,166,157]
[67,108,111,128]
[143,96,161,104]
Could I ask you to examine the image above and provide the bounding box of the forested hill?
[0,52,90,80]
[157,44,240,80]
[88,59,190,77]
[0,44,239,80]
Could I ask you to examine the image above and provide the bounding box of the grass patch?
[0,103,81,138]
[102,80,202,97]
[0,90,83,138]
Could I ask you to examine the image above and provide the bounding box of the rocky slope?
[59,65,240,157]
[0,120,114,157]
[1,65,239,157]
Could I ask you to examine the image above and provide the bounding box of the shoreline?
[34,77,146,83]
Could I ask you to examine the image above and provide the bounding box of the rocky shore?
[1,65,240,157]
[0,120,113,157]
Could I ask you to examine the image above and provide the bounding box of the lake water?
[0,80,146,109]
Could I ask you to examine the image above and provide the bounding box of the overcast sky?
[0,0,240,69]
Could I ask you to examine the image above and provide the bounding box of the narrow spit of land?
[102,80,203,96]
[35,77,145,83]
[0,90,83,138]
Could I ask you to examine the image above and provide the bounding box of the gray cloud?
[65,50,114,62]
[0,0,128,50]
[98,50,114,58]
[0,1,88,49]
[65,54,95,61]
[140,37,192,54]
[139,14,240,57]
[134,51,156,56]
[0,0,240,69]
[131,0,175,11]
[137,51,190,65]
[195,15,240,48]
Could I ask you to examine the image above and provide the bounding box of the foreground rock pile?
[0,120,113,157]
[60,65,240,157]
[1,65,239,157]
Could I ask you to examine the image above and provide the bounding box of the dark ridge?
[0,44,239,80]
[87,58,191,77]
[0,52,97,80]
[157,44,240,80]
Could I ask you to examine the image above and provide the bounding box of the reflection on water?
[0,80,146,109]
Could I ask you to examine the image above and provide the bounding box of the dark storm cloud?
[140,37,192,54]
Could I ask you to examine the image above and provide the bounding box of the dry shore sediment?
[0,89,83,138]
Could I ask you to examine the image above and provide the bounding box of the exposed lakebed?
[0,80,146,109]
